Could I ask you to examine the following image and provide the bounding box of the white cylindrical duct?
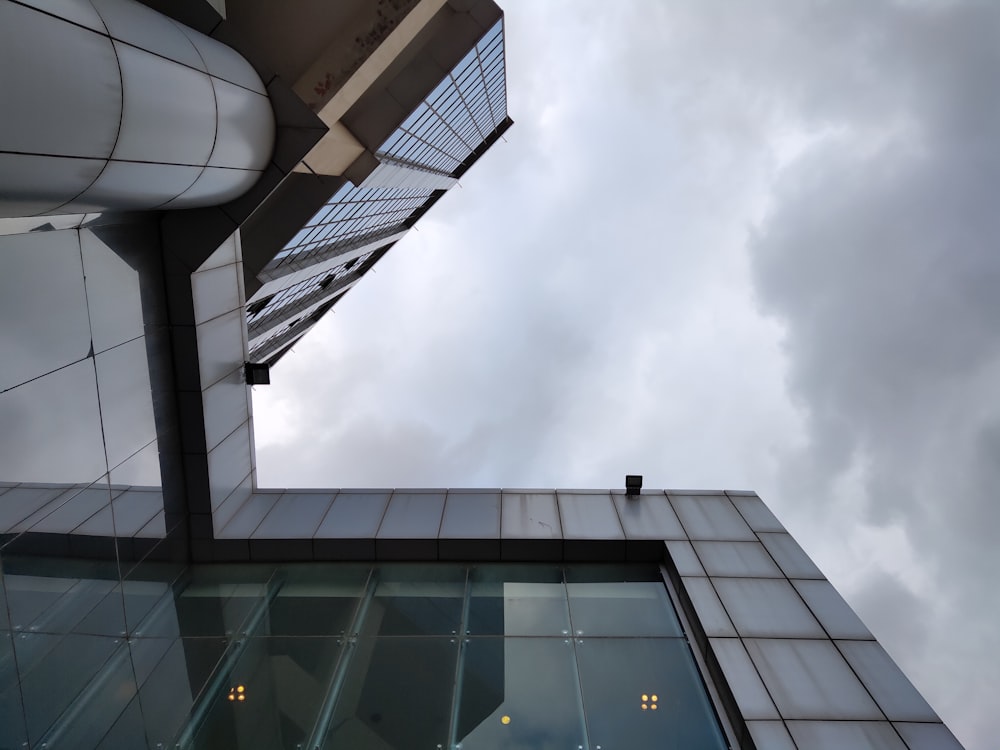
[0,0,275,218]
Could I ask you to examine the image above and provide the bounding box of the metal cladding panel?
[1,3,122,159]
[501,492,562,539]
[206,422,252,511]
[893,722,966,750]
[708,638,779,720]
[758,532,825,579]
[557,492,624,540]
[613,491,687,539]
[664,540,705,576]
[668,494,756,541]
[251,492,336,539]
[217,492,279,538]
[377,491,446,539]
[792,579,874,640]
[692,541,783,578]
[316,491,391,539]
[683,577,736,637]
[713,578,826,639]
[728,493,786,532]
[785,721,907,749]
[745,720,797,750]
[439,491,500,539]
[837,640,939,722]
[744,638,883,720]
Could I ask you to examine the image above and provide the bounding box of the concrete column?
[0,0,275,218]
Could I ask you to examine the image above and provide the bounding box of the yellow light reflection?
[651,694,658,702]
[641,693,649,702]
[641,703,648,710]
[501,715,511,725]
[651,704,658,710]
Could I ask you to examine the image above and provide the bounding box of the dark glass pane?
[567,581,682,637]
[457,637,585,750]
[366,564,465,636]
[325,637,458,750]
[132,636,229,747]
[33,639,138,749]
[192,637,343,750]
[577,638,727,749]
[468,565,570,636]
[2,556,122,635]
[262,564,368,636]
[0,629,28,749]
[129,565,274,638]
[15,632,122,744]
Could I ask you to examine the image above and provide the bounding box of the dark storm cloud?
[743,2,1000,744]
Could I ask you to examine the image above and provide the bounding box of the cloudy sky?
[254,2,998,746]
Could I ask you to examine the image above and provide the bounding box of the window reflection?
[0,560,726,749]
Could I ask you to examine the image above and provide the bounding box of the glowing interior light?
[500,715,511,725]
[227,694,235,701]
[641,694,648,702]
[237,686,245,693]
[650,704,658,710]
[237,694,246,702]
[641,703,648,710]
[651,694,658,702]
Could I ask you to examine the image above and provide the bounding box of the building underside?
[0,0,966,748]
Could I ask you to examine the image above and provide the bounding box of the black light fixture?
[244,362,270,385]
[625,474,643,498]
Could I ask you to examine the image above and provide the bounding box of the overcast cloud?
[253,2,998,746]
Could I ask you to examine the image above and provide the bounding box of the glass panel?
[366,564,465,636]
[128,564,273,638]
[325,637,458,750]
[567,581,682,637]
[456,637,585,750]
[262,564,368,636]
[577,638,727,749]
[468,565,569,636]
[2,556,124,636]
[131,635,230,747]
[15,632,122,745]
[0,557,29,749]
[192,637,344,750]
[32,638,138,749]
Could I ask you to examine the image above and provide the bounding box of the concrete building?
[0,0,967,748]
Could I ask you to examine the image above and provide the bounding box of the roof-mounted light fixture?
[244,362,270,385]
[625,474,643,498]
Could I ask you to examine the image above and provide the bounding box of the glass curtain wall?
[0,560,727,750]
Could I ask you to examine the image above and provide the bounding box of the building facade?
[0,0,967,748]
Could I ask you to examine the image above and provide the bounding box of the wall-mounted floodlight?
[244,362,270,385]
[625,474,643,498]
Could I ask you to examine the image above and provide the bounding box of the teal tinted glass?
[0,560,726,749]
[577,638,728,749]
